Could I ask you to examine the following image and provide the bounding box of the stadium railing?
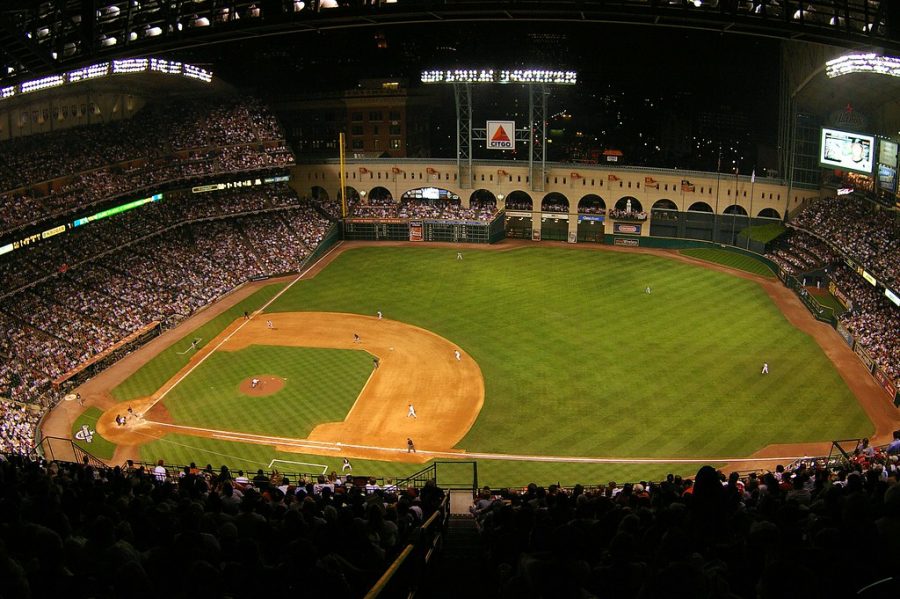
[364,493,450,599]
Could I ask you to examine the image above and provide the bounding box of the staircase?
[419,513,488,597]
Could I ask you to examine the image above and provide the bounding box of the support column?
[529,84,548,193]
[453,83,473,189]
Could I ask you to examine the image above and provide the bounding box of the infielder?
[407,403,417,418]
[454,350,461,361]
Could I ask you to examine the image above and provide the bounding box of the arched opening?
[652,199,678,211]
[577,194,606,214]
[504,190,534,239]
[399,187,462,219]
[757,207,781,219]
[367,186,393,204]
[504,190,534,212]
[687,202,713,213]
[723,204,748,215]
[311,186,329,202]
[541,192,569,213]
[611,196,645,220]
[577,195,606,243]
[338,186,360,205]
[470,189,497,218]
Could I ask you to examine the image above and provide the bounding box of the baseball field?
[51,241,894,486]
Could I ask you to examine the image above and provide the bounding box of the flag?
[608,174,619,182]
[570,172,582,179]
[644,176,659,189]
[751,169,756,183]
[681,179,694,192]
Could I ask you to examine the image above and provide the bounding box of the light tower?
[421,68,577,193]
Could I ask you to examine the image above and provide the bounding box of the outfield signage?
[409,221,423,242]
[614,237,639,247]
[486,121,515,150]
[541,213,569,220]
[613,223,642,235]
[578,215,605,223]
[873,368,897,399]
[506,211,532,218]
[853,342,875,372]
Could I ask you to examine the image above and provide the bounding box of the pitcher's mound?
[240,375,285,397]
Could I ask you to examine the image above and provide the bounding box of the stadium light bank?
[421,68,577,86]
[825,53,900,79]
[2,57,213,102]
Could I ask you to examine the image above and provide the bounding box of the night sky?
[191,21,781,171]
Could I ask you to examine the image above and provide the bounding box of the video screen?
[820,128,875,174]
[879,139,898,168]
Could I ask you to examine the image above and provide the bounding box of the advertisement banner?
[873,368,897,399]
[541,213,569,220]
[613,222,642,235]
[614,237,639,247]
[531,228,541,241]
[853,342,875,372]
[486,121,515,150]
[505,211,532,218]
[345,218,407,224]
[577,215,605,223]
[409,221,423,242]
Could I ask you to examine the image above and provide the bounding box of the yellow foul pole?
[339,132,347,218]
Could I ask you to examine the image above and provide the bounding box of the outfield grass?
[265,246,870,458]
[112,283,284,401]
[72,407,116,460]
[679,248,776,277]
[138,433,724,487]
[162,346,373,438]
[123,245,872,481]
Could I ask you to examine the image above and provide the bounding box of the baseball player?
[251,378,260,389]
[645,284,652,294]
[353,333,361,343]
[761,362,769,374]
[407,438,416,453]
[377,310,383,320]
[407,403,417,418]
[454,350,461,361]
[373,357,380,369]
[456,251,463,260]
[266,320,274,329]
[341,458,352,472]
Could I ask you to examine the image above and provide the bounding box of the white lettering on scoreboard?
[486,121,515,151]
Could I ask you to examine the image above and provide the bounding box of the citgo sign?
[486,121,515,150]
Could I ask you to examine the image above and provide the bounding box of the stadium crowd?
[790,196,899,289]
[0,186,332,416]
[470,441,900,599]
[830,265,899,381]
[0,453,446,598]
[342,197,498,221]
[0,96,293,234]
[765,228,839,276]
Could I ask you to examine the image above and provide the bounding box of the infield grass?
[161,346,373,438]
[111,283,284,402]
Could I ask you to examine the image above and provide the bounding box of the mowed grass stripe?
[111,283,285,402]
[679,248,776,277]
[162,346,373,439]
[259,246,870,459]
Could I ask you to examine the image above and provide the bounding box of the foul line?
[143,420,809,464]
[146,241,344,411]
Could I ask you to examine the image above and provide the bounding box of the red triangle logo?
[491,125,511,142]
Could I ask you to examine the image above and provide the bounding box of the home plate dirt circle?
[240,375,285,397]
